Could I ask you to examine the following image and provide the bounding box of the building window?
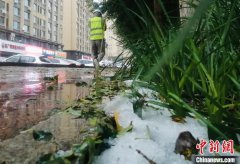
[53,35,56,42]
[13,21,20,30]
[48,2,52,9]
[42,9,46,15]
[41,31,45,38]
[14,7,20,16]
[48,11,52,18]
[24,12,30,20]
[48,22,51,29]
[0,1,5,10]
[37,17,40,25]
[53,15,57,21]
[33,16,36,23]
[48,32,52,40]
[40,8,43,15]
[33,4,37,11]
[52,25,56,32]
[33,28,36,35]
[24,0,30,6]
[0,16,4,25]
[38,6,40,13]
[14,0,19,3]
[54,5,57,12]
[37,29,40,37]
[23,25,30,33]
[42,20,45,26]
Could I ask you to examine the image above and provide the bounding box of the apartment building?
[105,19,130,61]
[179,0,193,18]
[0,0,64,57]
[62,0,91,60]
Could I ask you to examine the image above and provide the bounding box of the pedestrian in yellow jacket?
[89,9,106,69]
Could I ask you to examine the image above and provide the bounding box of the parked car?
[0,57,7,62]
[114,62,123,68]
[45,58,70,65]
[99,60,113,67]
[59,58,83,67]
[77,59,94,67]
[4,54,50,64]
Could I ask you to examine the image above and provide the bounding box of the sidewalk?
[1,79,239,164]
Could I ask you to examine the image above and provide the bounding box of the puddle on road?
[0,113,92,163]
[0,67,93,141]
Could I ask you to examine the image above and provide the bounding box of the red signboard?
[0,39,26,54]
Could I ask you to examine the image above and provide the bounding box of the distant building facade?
[0,0,64,57]
[179,0,193,18]
[62,0,91,60]
[105,19,129,60]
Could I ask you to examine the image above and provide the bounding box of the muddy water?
[0,66,93,141]
[0,113,92,163]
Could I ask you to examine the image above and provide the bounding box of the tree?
[103,0,180,45]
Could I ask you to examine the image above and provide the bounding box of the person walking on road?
[89,9,106,71]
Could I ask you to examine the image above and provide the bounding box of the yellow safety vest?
[90,17,104,40]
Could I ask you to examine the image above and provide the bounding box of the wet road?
[0,113,92,163]
[0,66,94,140]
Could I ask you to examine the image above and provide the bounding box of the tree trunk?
[153,0,180,27]
[154,0,164,26]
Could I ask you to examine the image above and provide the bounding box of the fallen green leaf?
[76,81,88,87]
[66,108,82,117]
[33,130,53,141]
[54,150,73,158]
[36,153,52,164]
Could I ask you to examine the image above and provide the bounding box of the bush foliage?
[104,0,240,148]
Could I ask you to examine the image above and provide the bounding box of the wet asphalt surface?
[0,66,95,141]
[0,66,116,163]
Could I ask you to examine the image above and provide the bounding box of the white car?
[77,59,94,67]
[99,60,113,67]
[46,58,71,65]
[114,62,123,68]
[0,57,7,62]
[4,54,50,64]
[59,58,83,67]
